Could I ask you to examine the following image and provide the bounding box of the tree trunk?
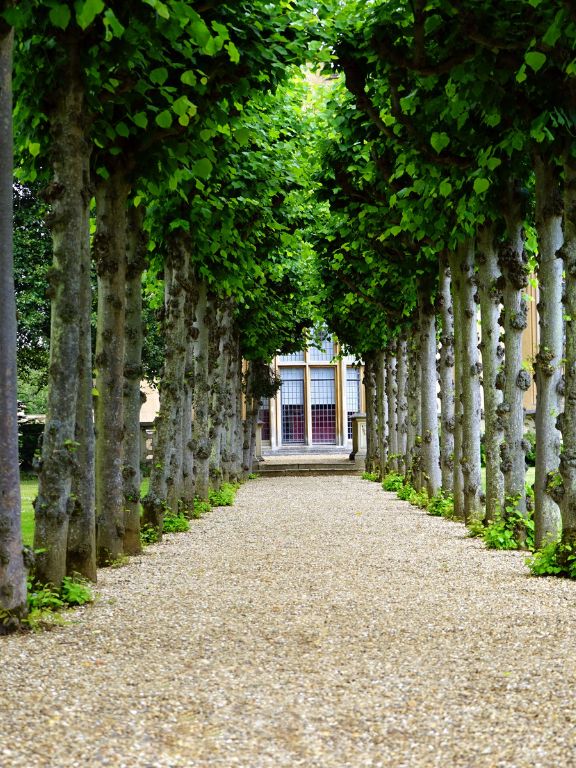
[364,354,378,474]
[450,244,482,522]
[67,151,96,580]
[559,152,576,553]
[0,14,27,629]
[375,350,387,479]
[209,301,232,488]
[406,325,422,489]
[533,155,563,547]
[437,253,455,494]
[180,274,199,512]
[34,42,87,586]
[498,187,529,529]
[396,336,408,475]
[142,236,188,530]
[94,170,130,566]
[192,283,211,500]
[418,281,441,497]
[386,344,398,474]
[242,362,259,478]
[122,205,146,555]
[476,225,504,523]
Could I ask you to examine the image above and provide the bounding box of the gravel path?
[2,476,576,768]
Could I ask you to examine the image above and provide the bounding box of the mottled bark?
[375,350,387,479]
[396,336,408,475]
[0,14,27,629]
[222,335,242,483]
[476,225,504,523]
[533,155,563,547]
[34,41,87,586]
[94,171,130,565]
[209,301,233,488]
[418,282,441,497]
[386,344,398,474]
[242,362,259,478]
[180,275,199,512]
[437,254,455,493]
[67,153,96,580]
[559,152,576,552]
[192,283,211,500]
[122,205,146,555]
[498,187,529,527]
[364,354,378,474]
[406,325,422,489]
[142,236,188,530]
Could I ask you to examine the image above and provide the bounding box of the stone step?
[255,463,363,477]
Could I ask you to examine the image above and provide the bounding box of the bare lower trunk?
[534,155,563,547]
[375,350,387,478]
[192,284,211,500]
[34,44,86,586]
[437,254,455,493]
[209,301,233,488]
[94,171,129,565]
[242,362,259,478]
[418,282,441,497]
[364,355,378,473]
[560,152,576,552]
[180,276,198,511]
[396,336,408,475]
[498,189,529,527]
[406,326,422,488]
[0,16,27,628]
[122,205,146,555]
[67,155,96,579]
[142,236,188,529]
[386,345,398,473]
[477,225,504,522]
[223,335,242,483]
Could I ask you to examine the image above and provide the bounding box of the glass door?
[310,367,336,444]
[279,367,305,444]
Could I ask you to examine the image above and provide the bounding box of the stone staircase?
[255,450,364,477]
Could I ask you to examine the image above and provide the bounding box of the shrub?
[163,513,190,533]
[361,471,380,482]
[481,496,535,551]
[208,482,238,507]
[427,492,454,518]
[527,542,576,578]
[22,575,94,631]
[140,525,159,545]
[191,498,212,518]
[382,472,404,492]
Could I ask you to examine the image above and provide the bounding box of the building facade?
[260,337,364,450]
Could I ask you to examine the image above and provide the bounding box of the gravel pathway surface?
[2,476,576,768]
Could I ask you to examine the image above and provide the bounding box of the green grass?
[480,466,535,491]
[19,476,152,548]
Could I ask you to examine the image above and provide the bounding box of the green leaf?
[49,5,72,29]
[75,0,105,30]
[115,121,130,138]
[132,112,148,129]
[473,177,490,194]
[181,70,197,87]
[192,158,213,179]
[234,127,250,147]
[226,41,240,64]
[28,142,41,158]
[150,67,169,85]
[439,179,452,197]
[430,132,450,153]
[155,110,173,129]
[525,51,546,72]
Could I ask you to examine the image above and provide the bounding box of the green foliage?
[140,525,159,546]
[524,430,536,467]
[162,513,190,533]
[396,482,429,509]
[24,575,94,631]
[427,493,454,519]
[527,542,576,578]
[481,496,535,551]
[362,471,380,482]
[191,498,212,519]
[382,472,404,492]
[208,482,238,507]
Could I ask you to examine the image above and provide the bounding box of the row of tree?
[0,0,325,631]
[314,1,576,565]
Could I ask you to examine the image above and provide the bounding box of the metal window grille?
[346,367,361,439]
[280,368,305,444]
[258,398,270,441]
[309,336,335,362]
[310,367,336,444]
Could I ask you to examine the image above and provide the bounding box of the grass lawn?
[19,476,151,548]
